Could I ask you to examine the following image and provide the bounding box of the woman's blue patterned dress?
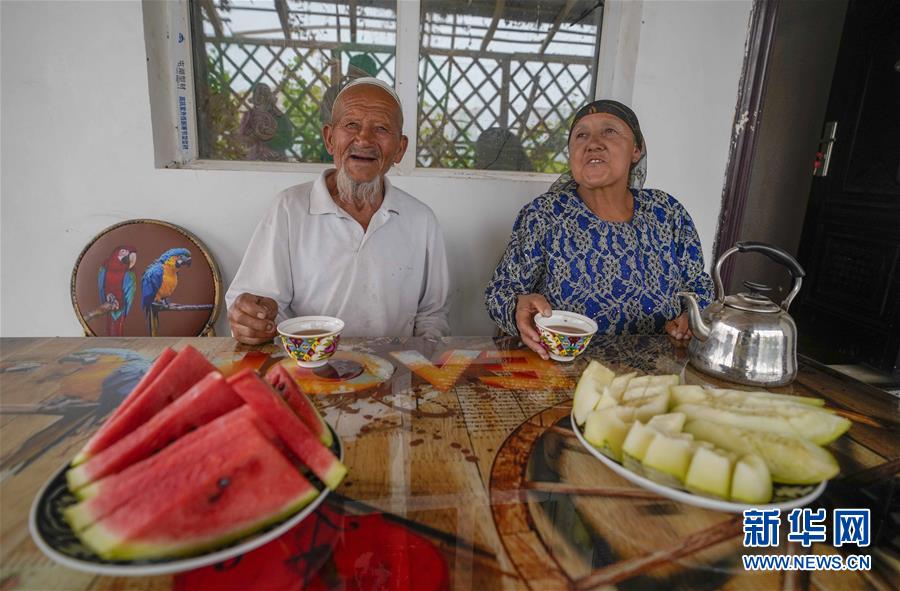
[485,187,715,336]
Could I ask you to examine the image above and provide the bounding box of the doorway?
[793,0,900,375]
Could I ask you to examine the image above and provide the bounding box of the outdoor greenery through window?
[191,0,602,173]
[417,1,602,172]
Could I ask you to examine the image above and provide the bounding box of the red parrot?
[98,246,138,336]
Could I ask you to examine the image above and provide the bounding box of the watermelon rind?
[266,364,334,447]
[230,370,347,490]
[65,406,262,527]
[81,488,319,561]
[72,346,215,465]
[321,462,348,491]
[71,412,322,560]
[70,349,178,466]
[63,502,95,533]
[66,372,241,493]
[66,465,91,493]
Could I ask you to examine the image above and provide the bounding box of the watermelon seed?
[207,478,231,503]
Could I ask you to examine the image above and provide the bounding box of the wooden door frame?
[713,0,780,285]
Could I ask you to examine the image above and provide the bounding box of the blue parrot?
[141,248,192,329]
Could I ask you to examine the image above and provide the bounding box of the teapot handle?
[713,242,806,310]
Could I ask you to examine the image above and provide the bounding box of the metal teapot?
[678,241,806,387]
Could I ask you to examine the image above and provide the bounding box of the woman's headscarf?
[549,99,648,193]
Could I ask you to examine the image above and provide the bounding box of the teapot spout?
[678,292,710,341]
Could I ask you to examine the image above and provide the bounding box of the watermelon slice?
[229,370,346,490]
[66,406,282,529]
[66,371,243,492]
[72,346,216,466]
[265,364,333,447]
[104,348,177,423]
[75,413,319,560]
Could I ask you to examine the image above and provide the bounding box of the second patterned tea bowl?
[534,310,598,362]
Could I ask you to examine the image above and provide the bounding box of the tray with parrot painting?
[29,426,343,577]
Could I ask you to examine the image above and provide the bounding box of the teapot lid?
[724,281,782,314]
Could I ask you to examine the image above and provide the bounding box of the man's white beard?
[336,166,383,208]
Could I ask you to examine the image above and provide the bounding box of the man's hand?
[515,293,552,360]
[228,293,278,345]
[665,313,693,341]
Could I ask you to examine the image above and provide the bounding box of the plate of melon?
[30,346,347,576]
[570,361,849,513]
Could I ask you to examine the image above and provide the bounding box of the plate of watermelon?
[30,347,348,576]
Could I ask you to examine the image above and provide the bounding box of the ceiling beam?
[274,0,292,40]
[349,0,358,43]
[200,0,224,38]
[539,0,578,55]
[480,0,506,52]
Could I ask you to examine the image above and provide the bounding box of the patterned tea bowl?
[277,316,344,368]
[534,310,598,362]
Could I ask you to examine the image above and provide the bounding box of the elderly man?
[225,78,450,343]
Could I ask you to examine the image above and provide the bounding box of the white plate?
[569,410,826,513]
[29,426,343,577]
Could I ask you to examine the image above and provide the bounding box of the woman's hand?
[515,294,552,359]
[665,313,693,341]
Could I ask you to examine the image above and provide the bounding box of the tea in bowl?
[277,316,344,368]
[534,310,598,362]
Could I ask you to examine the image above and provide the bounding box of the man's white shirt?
[225,171,450,338]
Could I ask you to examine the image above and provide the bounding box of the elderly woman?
[484,100,714,359]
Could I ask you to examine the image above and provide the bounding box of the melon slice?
[684,446,734,499]
[603,372,637,402]
[77,416,318,560]
[620,385,648,401]
[670,385,825,408]
[645,374,680,388]
[669,385,708,405]
[72,346,216,465]
[583,407,632,461]
[683,419,839,484]
[731,453,773,504]
[675,401,850,445]
[572,361,615,425]
[625,374,678,391]
[266,364,333,447]
[642,432,694,486]
[647,412,686,433]
[711,388,825,408]
[67,372,242,492]
[621,390,670,423]
[229,370,346,490]
[621,420,656,470]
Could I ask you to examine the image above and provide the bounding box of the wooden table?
[1,336,897,590]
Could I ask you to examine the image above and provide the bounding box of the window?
[152,1,605,175]
[191,0,397,164]
[417,1,602,173]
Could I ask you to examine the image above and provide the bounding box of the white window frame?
[142,0,641,181]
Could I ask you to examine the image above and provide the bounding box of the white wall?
[0,0,752,337]
[632,0,753,265]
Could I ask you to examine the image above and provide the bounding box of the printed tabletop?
[0,336,897,590]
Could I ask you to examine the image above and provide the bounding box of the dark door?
[794,0,900,373]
